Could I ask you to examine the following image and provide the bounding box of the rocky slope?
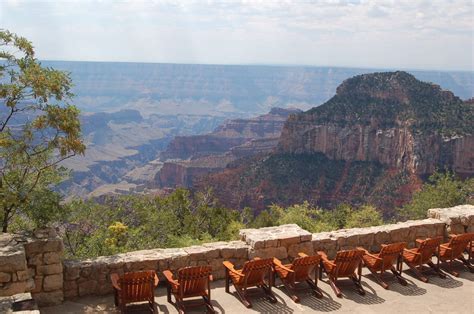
[198,72,473,213]
[153,108,300,188]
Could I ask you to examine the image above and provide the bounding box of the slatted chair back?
[416,237,442,264]
[444,233,473,259]
[119,271,155,305]
[378,242,406,271]
[241,258,273,287]
[333,249,364,278]
[291,254,321,281]
[177,266,212,298]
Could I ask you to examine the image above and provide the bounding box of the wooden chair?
[163,266,215,314]
[318,249,365,298]
[273,253,323,302]
[439,233,474,276]
[110,270,159,313]
[402,237,446,282]
[358,242,407,289]
[223,257,277,308]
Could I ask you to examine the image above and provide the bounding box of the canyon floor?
[43,263,473,313]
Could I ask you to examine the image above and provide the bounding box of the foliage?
[399,171,473,220]
[345,205,383,228]
[0,30,85,232]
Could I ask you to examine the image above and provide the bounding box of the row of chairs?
[110,233,474,313]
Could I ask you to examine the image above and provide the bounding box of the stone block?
[312,232,337,259]
[0,247,27,272]
[32,290,63,306]
[43,252,61,265]
[248,246,287,260]
[31,276,43,294]
[0,272,11,283]
[64,263,81,281]
[184,246,219,261]
[64,288,78,299]
[16,269,34,281]
[78,280,97,296]
[36,263,62,276]
[0,281,27,297]
[27,254,43,267]
[287,241,314,259]
[43,274,63,292]
[63,280,77,291]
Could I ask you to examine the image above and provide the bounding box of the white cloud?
[0,0,472,70]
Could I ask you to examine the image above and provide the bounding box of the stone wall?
[1,204,473,305]
[0,229,64,306]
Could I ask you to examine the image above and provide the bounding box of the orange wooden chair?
[110,270,159,313]
[318,249,365,298]
[273,252,323,302]
[163,265,215,314]
[358,242,407,289]
[402,237,446,282]
[439,233,474,276]
[223,257,277,308]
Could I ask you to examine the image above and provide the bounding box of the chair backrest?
[119,270,155,305]
[241,258,273,287]
[334,249,364,277]
[446,233,473,258]
[417,237,442,264]
[177,266,212,298]
[379,242,406,270]
[291,254,321,281]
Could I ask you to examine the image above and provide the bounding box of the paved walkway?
[42,264,474,313]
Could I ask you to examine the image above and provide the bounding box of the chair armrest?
[318,251,336,268]
[364,252,382,261]
[163,270,179,287]
[404,248,421,256]
[440,244,452,250]
[209,275,213,281]
[110,273,121,291]
[273,258,294,273]
[416,239,424,246]
[298,252,309,258]
[153,272,159,287]
[223,261,245,277]
[356,247,369,254]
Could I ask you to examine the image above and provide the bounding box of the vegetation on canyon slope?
[8,171,472,259]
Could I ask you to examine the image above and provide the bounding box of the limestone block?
[63,262,81,281]
[78,280,97,296]
[16,269,33,281]
[63,280,77,292]
[0,281,27,297]
[27,254,43,267]
[0,272,11,283]
[0,246,27,273]
[169,255,189,270]
[30,276,43,294]
[312,232,337,259]
[43,252,61,265]
[248,246,287,260]
[32,290,63,306]
[36,263,62,276]
[24,239,63,256]
[287,242,314,259]
[184,246,219,261]
[25,278,35,292]
[64,288,78,299]
[43,274,63,292]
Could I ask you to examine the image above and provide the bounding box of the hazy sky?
[1,0,473,71]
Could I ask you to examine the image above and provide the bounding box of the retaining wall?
[1,204,473,305]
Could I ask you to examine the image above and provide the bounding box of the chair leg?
[306,278,323,298]
[328,276,342,298]
[262,282,278,303]
[440,260,459,277]
[167,283,172,304]
[203,296,216,314]
[281,279,299,303]
[113,289,119,307]
[235,286,252,308]
[368,268,389,289]
[390,266,407,286]
[225,270,230,293]
[350,275,365,296]
[459,256,474,273]
[407,263,428,282]
[428,261,446,279]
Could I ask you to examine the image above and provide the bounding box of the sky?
[1,0,473,71]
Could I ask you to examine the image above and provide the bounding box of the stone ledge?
[240,224,312,249]
[428,204,474,233]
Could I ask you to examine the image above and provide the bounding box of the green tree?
[0,30,85,231]
[400,171,473,220]
[345,205,383,228]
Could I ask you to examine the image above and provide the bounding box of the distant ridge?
[41,61,474,116]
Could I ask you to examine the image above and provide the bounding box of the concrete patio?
[42,263,474,314]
